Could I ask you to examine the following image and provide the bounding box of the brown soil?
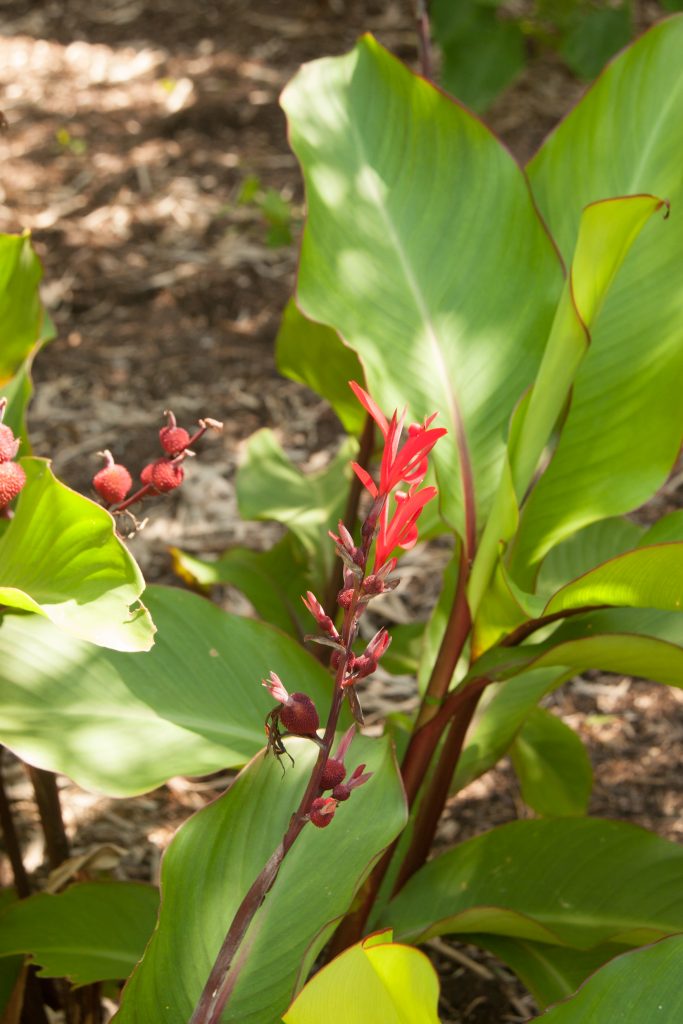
[0,2,680,1022]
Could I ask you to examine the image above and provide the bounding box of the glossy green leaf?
[382,818,683,949]
[115,735,407,1024]
[0,882,158,985]
[559,5,632,81]
[510,194,665,511]
[536,518,644,601]
[275,300,366,434]
[170,536,309,639]
[518,19,683,572]
[0,585,335,796]
[283,930,440,1024]
[510,707,592,817]
[453,667,565,792]
[471,613,683,689]
[544,543,683,616]
[283,35,563,543]
[480,935,629,1010]
[639,510,683,546]
[236,430,356,587]
[536,935,683,1022]
[0,233,43,381]
[0,459,154,651]
[432,0,525,112]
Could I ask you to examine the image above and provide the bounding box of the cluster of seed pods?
[0,399,26,515]
[92,410,222,519]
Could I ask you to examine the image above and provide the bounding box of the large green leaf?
[535,935,683,1022]
[509,194,665,504]
[0,459,154,651]
[171,535,310,639]
[480,935,630,1010]
[283,35,563,543]
[283,930,440,1024]
[516,18,683,573]
[115,735,407,1024]
[453,667,565,792]
[275,300,366,434]
[510,707,592,817]
[0,882,158,985]
[0,233,43,381]
[382,818,683,949]
[471,612,683,688]
[0,585,335,796]
[236,430,356,587]
[535,517,644,601]
[543,543,683,616]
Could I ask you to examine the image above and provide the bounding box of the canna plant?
[1,13,683,1024]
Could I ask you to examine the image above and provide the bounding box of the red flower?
[349,382,445,498]
[374,484,438,570]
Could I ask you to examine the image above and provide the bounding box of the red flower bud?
[310,797,336,828]
[337,588,354,609]
[332,783,351,802]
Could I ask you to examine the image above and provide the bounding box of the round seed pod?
[280,692,319,736]
[320,758,346,791]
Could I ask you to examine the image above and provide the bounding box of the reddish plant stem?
[412,545,471,733]
[327,676,486,955]
[329,540,475,953]
[25,766,69,871]
[392,680,488,892]
[190,506,382,1024]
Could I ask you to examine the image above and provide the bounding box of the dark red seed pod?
[159,425,191,456]
[337,588,354,609]
[332,783,351,802]
[320,758,346,791]
[280,692,319,736]
[310,797,336,828]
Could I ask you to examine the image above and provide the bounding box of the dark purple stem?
[189,502,383,1024]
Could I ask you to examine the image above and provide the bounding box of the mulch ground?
[1,2,681,1021]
